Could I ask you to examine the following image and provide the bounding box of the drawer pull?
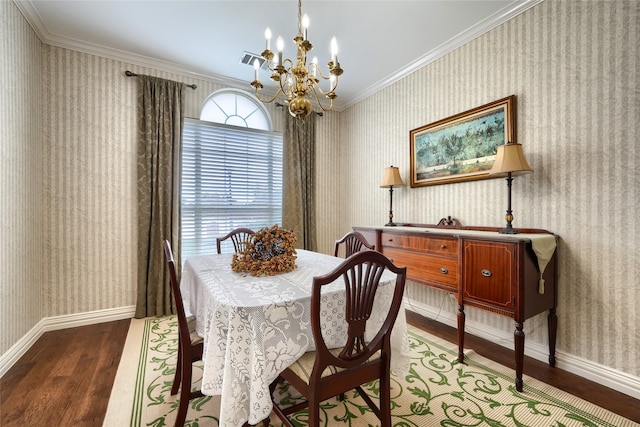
[440,244,446,249]
[440,267,448,274]
[481,269,492,277]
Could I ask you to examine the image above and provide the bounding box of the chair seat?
[288,348,381,384]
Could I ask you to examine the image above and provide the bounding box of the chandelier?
[250,0,343,118]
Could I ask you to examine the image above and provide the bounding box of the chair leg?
[380,374,392,427]
[308,396,320,427]
[174,356,192,427]
[171,339,182,395]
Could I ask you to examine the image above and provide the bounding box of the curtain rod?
[275,102,323,117]
[124,70,197,90]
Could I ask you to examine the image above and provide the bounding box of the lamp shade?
[380,166,404,188]
[489,143,533,175]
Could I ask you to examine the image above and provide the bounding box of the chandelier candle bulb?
[331,37,338,63]
[277,36,284,65]
[253,59,259,81]
[302,14,309,40]
[265,27,271,51]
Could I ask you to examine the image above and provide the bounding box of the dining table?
[180,249,409,427]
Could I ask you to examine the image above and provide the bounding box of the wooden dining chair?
[269,250,407,427]
[163,240,204,427]
[216,227,255,254]
[333,230,375,258]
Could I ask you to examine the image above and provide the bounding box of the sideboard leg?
[457,303,465,363]
[514,321,525,392]
[548,307,557,367]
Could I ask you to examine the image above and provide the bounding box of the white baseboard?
[405,297,640,400]
[0,305,136,378]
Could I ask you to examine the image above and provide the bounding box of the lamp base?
[498,224,519,234]
[385,222,397,227]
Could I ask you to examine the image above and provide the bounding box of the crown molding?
[14,0,543,113]
[342,0,545,110]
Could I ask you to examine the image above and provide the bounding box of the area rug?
[103,316,637,427]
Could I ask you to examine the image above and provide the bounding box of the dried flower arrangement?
[231,225,298,276]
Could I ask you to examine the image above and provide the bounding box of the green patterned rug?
[103,316,637,427]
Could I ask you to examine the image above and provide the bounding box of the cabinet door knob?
[440,267,448,274]
[481,269,492,277]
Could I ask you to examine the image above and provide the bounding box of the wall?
[1,0,638,393]
[334,0,639,379]
[0,1,45,356]
[41,50,294,319]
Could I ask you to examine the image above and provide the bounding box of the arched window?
[200,89,272,130]
[182,90,283,258]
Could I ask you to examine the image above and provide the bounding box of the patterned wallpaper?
[1,0,638,384]
[0,1,45,356]
[332,0,639,377]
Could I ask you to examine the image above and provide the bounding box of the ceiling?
[15,0,539,110]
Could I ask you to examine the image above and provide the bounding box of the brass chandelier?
[250,0,343,118]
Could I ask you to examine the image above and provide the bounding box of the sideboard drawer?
[382,247,458,291]
[381,232,458,256]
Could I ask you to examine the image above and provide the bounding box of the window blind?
[181,118,283,258]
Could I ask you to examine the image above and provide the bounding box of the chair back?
[216,227,255,254]
[163,240,190,345]
[311,250,406,372]
[333,231,375,258]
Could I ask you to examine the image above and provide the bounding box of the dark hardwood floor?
[1,312,638,426]
[0,320,130,427]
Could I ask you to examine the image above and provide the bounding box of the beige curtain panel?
[283,113,317,252]
[135,75,185,318]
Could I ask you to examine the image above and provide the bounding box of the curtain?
[135,75,185,318]
[283,113,317,251]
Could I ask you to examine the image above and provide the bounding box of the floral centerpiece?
[231,225,297,276]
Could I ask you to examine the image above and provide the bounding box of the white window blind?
[181,118,283,258]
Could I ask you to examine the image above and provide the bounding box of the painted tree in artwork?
[439,133,465,172]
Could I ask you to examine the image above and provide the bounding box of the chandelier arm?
[308,77,338,97]
[275,74,293,100]
[308,85,334,112]
[253,87,283,104]
[313,66,333,81]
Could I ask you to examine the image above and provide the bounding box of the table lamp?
[380,166,404,226]
[489,143,533,234]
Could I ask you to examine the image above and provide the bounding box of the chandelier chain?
[297,0,302,36]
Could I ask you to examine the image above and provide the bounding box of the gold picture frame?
[410,95,516,187]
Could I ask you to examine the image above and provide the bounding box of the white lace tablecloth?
[181,249,409,427]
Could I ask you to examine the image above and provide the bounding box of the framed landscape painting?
[410,95,516,187]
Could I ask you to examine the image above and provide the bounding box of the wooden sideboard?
[354,219,558,392]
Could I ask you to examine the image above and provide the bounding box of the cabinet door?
[462,240,517,312]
